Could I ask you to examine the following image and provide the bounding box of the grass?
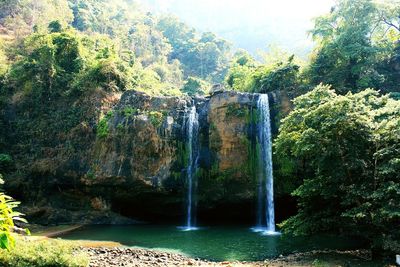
[0,235,89,267]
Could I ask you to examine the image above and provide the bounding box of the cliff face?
[198,92,258,216]
[208,91,257,171]
[3,89,289,224]
[87,91,191,187]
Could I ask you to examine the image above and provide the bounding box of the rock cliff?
[3,89,291,224]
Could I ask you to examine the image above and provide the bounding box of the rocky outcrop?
[208,91,257,171]
[6,89,291,224]
[86,91,192,187]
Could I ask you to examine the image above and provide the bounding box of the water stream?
[180,106,200,231]
[253,94,278,235]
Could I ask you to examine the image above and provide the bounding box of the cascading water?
[180,105,200,231]
[252,94,279,235]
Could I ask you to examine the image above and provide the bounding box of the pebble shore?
[84,247,373,267]
[84,247,265,266]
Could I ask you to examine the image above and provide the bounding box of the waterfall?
[253,94,279,235]
[181,105,200,231]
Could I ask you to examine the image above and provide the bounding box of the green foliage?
[0,237,89,267]
[0,0,233,97]
[18,28,139,96]
[96,118,109,139]
[250,55,300,93]
[276,84,400,254]
[234,50,256,67]
[306,0,400,94]
[0,177,27,250]
[312,259,329,267]
[48,20,63,33]
[225,63,254,92]
[122,107,138,117]
[226,51,300,93]
[85,169,96,180]
[68,0,187,94]
[182,77,210,96]
[148,111,164,128]
[157,15,231,82]
[0,42,9,79]
[8,26,139,99]
[0,0,73,38]
[83,57,135,91]
[96,111,113,139]
[226,104,247,118]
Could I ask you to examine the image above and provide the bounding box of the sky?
[137,0,336,57]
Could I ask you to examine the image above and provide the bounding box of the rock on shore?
[84,247,374,267]
[84,247,264,267]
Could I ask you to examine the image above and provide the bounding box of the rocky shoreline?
[83,247,375,267]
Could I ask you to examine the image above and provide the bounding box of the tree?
[225,50,300,93]
[48,20,63,33]
[225,52,256,92]
[181,77,210,96]
[276,84,400,255]
[9,30,84,99]
[157,15,231,82]
[307,0,400,94]
[8,26,138,99]
[250,55,300,93]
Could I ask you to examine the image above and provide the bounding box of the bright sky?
[138,0,336,56]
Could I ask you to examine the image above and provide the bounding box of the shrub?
[0,176,27,250]
[0,237,89,267]
[96,111,113,139]
[148,111,164,128]
[96,118,109,139]
[122,107,138,117]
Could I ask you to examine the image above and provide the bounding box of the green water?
[61,225,366,261]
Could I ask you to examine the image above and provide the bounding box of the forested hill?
[1,0,400,98]
[137,0,335,57]
[0,0,232,96]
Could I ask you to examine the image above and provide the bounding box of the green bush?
[0,237,89,267]
[122,107,138,117]
[0,176,26,250]
[96,118,109,139]
[96,111,113,139]
[148,111,164,128]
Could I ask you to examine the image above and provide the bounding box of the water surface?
[61,225,366,261]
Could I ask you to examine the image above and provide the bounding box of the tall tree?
[307,0,400,93]
[276,84,400,255]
